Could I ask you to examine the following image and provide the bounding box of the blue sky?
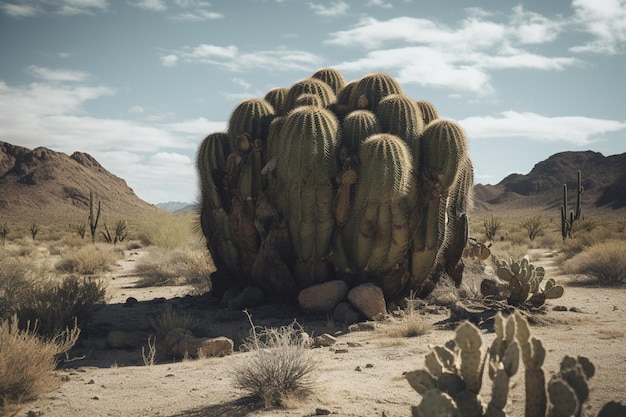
[1,0,625,204]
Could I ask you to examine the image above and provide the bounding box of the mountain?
[473,150,626,212]
[156,201,195,213]
[0,141,156,223]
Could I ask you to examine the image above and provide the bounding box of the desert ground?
[4,242,625,417]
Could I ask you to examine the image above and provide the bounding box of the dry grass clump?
[133,248,214,292]
[380,296,433,339]
[55,243,121,275]
[563,239,626,285]
[0,315,79,407]
[0,256,43,319]
[150,306,200,339]
[136,210,198,249]
[233,315,319,408]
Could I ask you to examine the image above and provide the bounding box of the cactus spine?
[312,67,346,95]
[283,78,337,113]
[376,94,424,148]
[341,110,381,155]
[349,72,403,113]
[416,100,440,126]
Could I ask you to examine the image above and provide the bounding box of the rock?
[313,333,337,347]
[348,322,376,332]
[163,328,233,358]
[220,287,241,308]
[315,408,331,415]
[198,336,234,357]
[228,286,264,310]
[553,305,568,312]
[298,280,348,313]
[124,297,138,307]
[334,301,360,325]
[347,283,387,320]
[106,330,145,349]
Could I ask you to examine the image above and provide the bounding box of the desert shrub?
[489,240,528,261]
[136,210,197,250]
[483,215,502,240]
[563,239,626,284]
[520,215,545,241]
[133,248,213,292]
[0,315,79,407]
[380,294,432,338]
[150,306,200,339]
[0,256,44,320]
[233,316,319,408]
[55,243,121,275]
[16,276,106,338]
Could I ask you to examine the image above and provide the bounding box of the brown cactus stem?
[334,169,357,226]
[574,169,583,221]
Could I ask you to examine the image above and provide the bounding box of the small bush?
[16,276,106,338]
[563,239,626,284]
[233,315,319,408]
[0,315,79,407]
[136,210,197,250]
[380,295,432,338]
[55,243,121,275]
[0,256,43,320]
[133,248,213,292]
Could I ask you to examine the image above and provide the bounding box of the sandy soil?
[7,249,626,417]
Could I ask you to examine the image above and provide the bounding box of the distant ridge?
[473,150,626,212]
[156,201,195,213]
[0,141,156,223]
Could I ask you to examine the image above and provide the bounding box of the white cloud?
[26,65,91,83]
[308,1,349,17]
[509,5,563,45]
[130,0,167,12]
[160,54,179,67]
[168,44,323,72]
[1,3,40,17]
[459,111,626,145]
[366,0,392,8]
[570,0,626,54]
[327,11,577,95]
[171,9,223,21]
[0,77,224,203]
[1,0,107,16]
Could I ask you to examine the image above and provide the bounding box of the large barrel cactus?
[197,69,474,305]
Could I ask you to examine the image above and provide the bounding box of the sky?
[1,0,625,205]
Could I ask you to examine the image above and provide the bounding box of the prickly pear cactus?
[487,256,564,307]
[407,311,625,417]
[196,68,474,302]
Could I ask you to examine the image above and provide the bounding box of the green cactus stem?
[312,67,346,95]
[283,78,337,113]
[515,311,547,417]
[264,87,288,117]
[348,72,403,114]
[228,98,275,146]
[376,94,424,148]
[340,134,412,294]
[341,110,381,155]
[275,106,341,287]
[416,100,440,126]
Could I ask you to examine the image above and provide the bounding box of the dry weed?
[0,315,79,407]
[379,296,432,339]
[233,313,319,408]
[133,248,213,292]
[562,239,626,284]
[55,243,121,275]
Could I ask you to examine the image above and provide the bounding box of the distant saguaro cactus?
[196,68,474,306]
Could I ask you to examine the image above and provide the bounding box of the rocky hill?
[0,141,156,223]
[473,150,626,212]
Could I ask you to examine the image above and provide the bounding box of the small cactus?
[407,311,625,417]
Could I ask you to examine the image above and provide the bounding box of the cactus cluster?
[482,256,564,307]
[406,311,626,417]
[196,69,473,303]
